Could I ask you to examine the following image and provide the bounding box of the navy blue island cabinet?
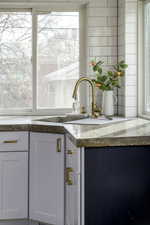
[85,146,150,225]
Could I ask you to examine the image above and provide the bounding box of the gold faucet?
[72,77,101,118]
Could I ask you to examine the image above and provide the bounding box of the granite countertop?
[0,116,150,147]
[65,118,150,147]
[0,116,65,133]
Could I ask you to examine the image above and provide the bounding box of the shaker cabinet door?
[30,132,64,225]
[0,152,28,219]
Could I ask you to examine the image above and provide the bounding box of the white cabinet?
[30,132,64,225]
[65,136,81,225]
[0,133,28,220]
[0,152,28,219]
[0,132,28,152]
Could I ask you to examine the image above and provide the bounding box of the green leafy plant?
[90,59,128,91]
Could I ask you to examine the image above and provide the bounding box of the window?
[0,10,79,114]
[139,0,150,116]
[0,12,32,111]
[144,1,150,114]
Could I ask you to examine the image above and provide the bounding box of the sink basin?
[65,117,129,125]
[34,114,87,123]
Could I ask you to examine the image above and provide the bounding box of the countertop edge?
[75,136,150,148]
[0,119,150,147]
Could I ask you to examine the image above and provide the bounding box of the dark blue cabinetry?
[85,146,150,225]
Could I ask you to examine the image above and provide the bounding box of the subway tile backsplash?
[87,8,117,17]
[118,0,137,117]
[87,0,118,115]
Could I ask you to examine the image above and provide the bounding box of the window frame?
[0,4,86,116]
[138,0,150,118]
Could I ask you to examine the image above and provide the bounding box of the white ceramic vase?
[102,90,116,116]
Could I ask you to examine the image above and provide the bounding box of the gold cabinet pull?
[3,140,18,144]
[66,167,74,185]
[67,150,74,155]
[56,138,61,153]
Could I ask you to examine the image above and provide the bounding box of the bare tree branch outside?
[0,11,79,111]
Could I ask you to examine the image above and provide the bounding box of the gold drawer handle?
[3,140,18,144]
[56,138,61,153]
[66,167,74,186]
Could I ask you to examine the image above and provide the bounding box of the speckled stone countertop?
[0,116,150,147]
[65,118,150,147]
[0,116,65,133]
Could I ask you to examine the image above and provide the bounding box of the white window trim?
[138,0,144,117]
[138,0,150,118]
[0,5,87,116]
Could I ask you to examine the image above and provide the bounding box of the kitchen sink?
[34,115,129,125]
[34,114,87,123]
[64,117,129,125]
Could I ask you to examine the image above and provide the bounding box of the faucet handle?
[93,104,102,118]
[80,106,86,114]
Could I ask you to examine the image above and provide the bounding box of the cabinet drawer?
[0,132,28,152]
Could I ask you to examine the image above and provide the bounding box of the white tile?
[89,46,117,57]
[88,27,117,37]
[107,56,117,64]
[126,33,136,44]
[118,96,125,106]
[126,44,136,54]
[118,26,125,36]
[125,107,137,117]
[107,36,117,46]
[118,46,125,56]
[107,0,117,8]
[107,17,117,26]
[126,14,137,23]
[88,36,117,47]
[88,0,107,7]
[88,36,108,46]
[126,54,137,65]
[118,106,125,116]
[118,87,125,96]
[125,2,137,14]
[126,65,137,75]
[118,37,125,46]
[88,17,107,27]
[126,96,137,107]
[126,23,137,33]
[88,8,117,17]
[126,0,137,2]
[125,75,137,85]
[126,85,137,97]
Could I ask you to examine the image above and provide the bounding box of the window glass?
[0,12,32,110]
[37,12,79,109]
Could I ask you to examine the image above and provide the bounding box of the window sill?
[138,114,150,120]
[0,108,73,116]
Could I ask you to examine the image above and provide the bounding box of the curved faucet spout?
[72,77,97,118]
